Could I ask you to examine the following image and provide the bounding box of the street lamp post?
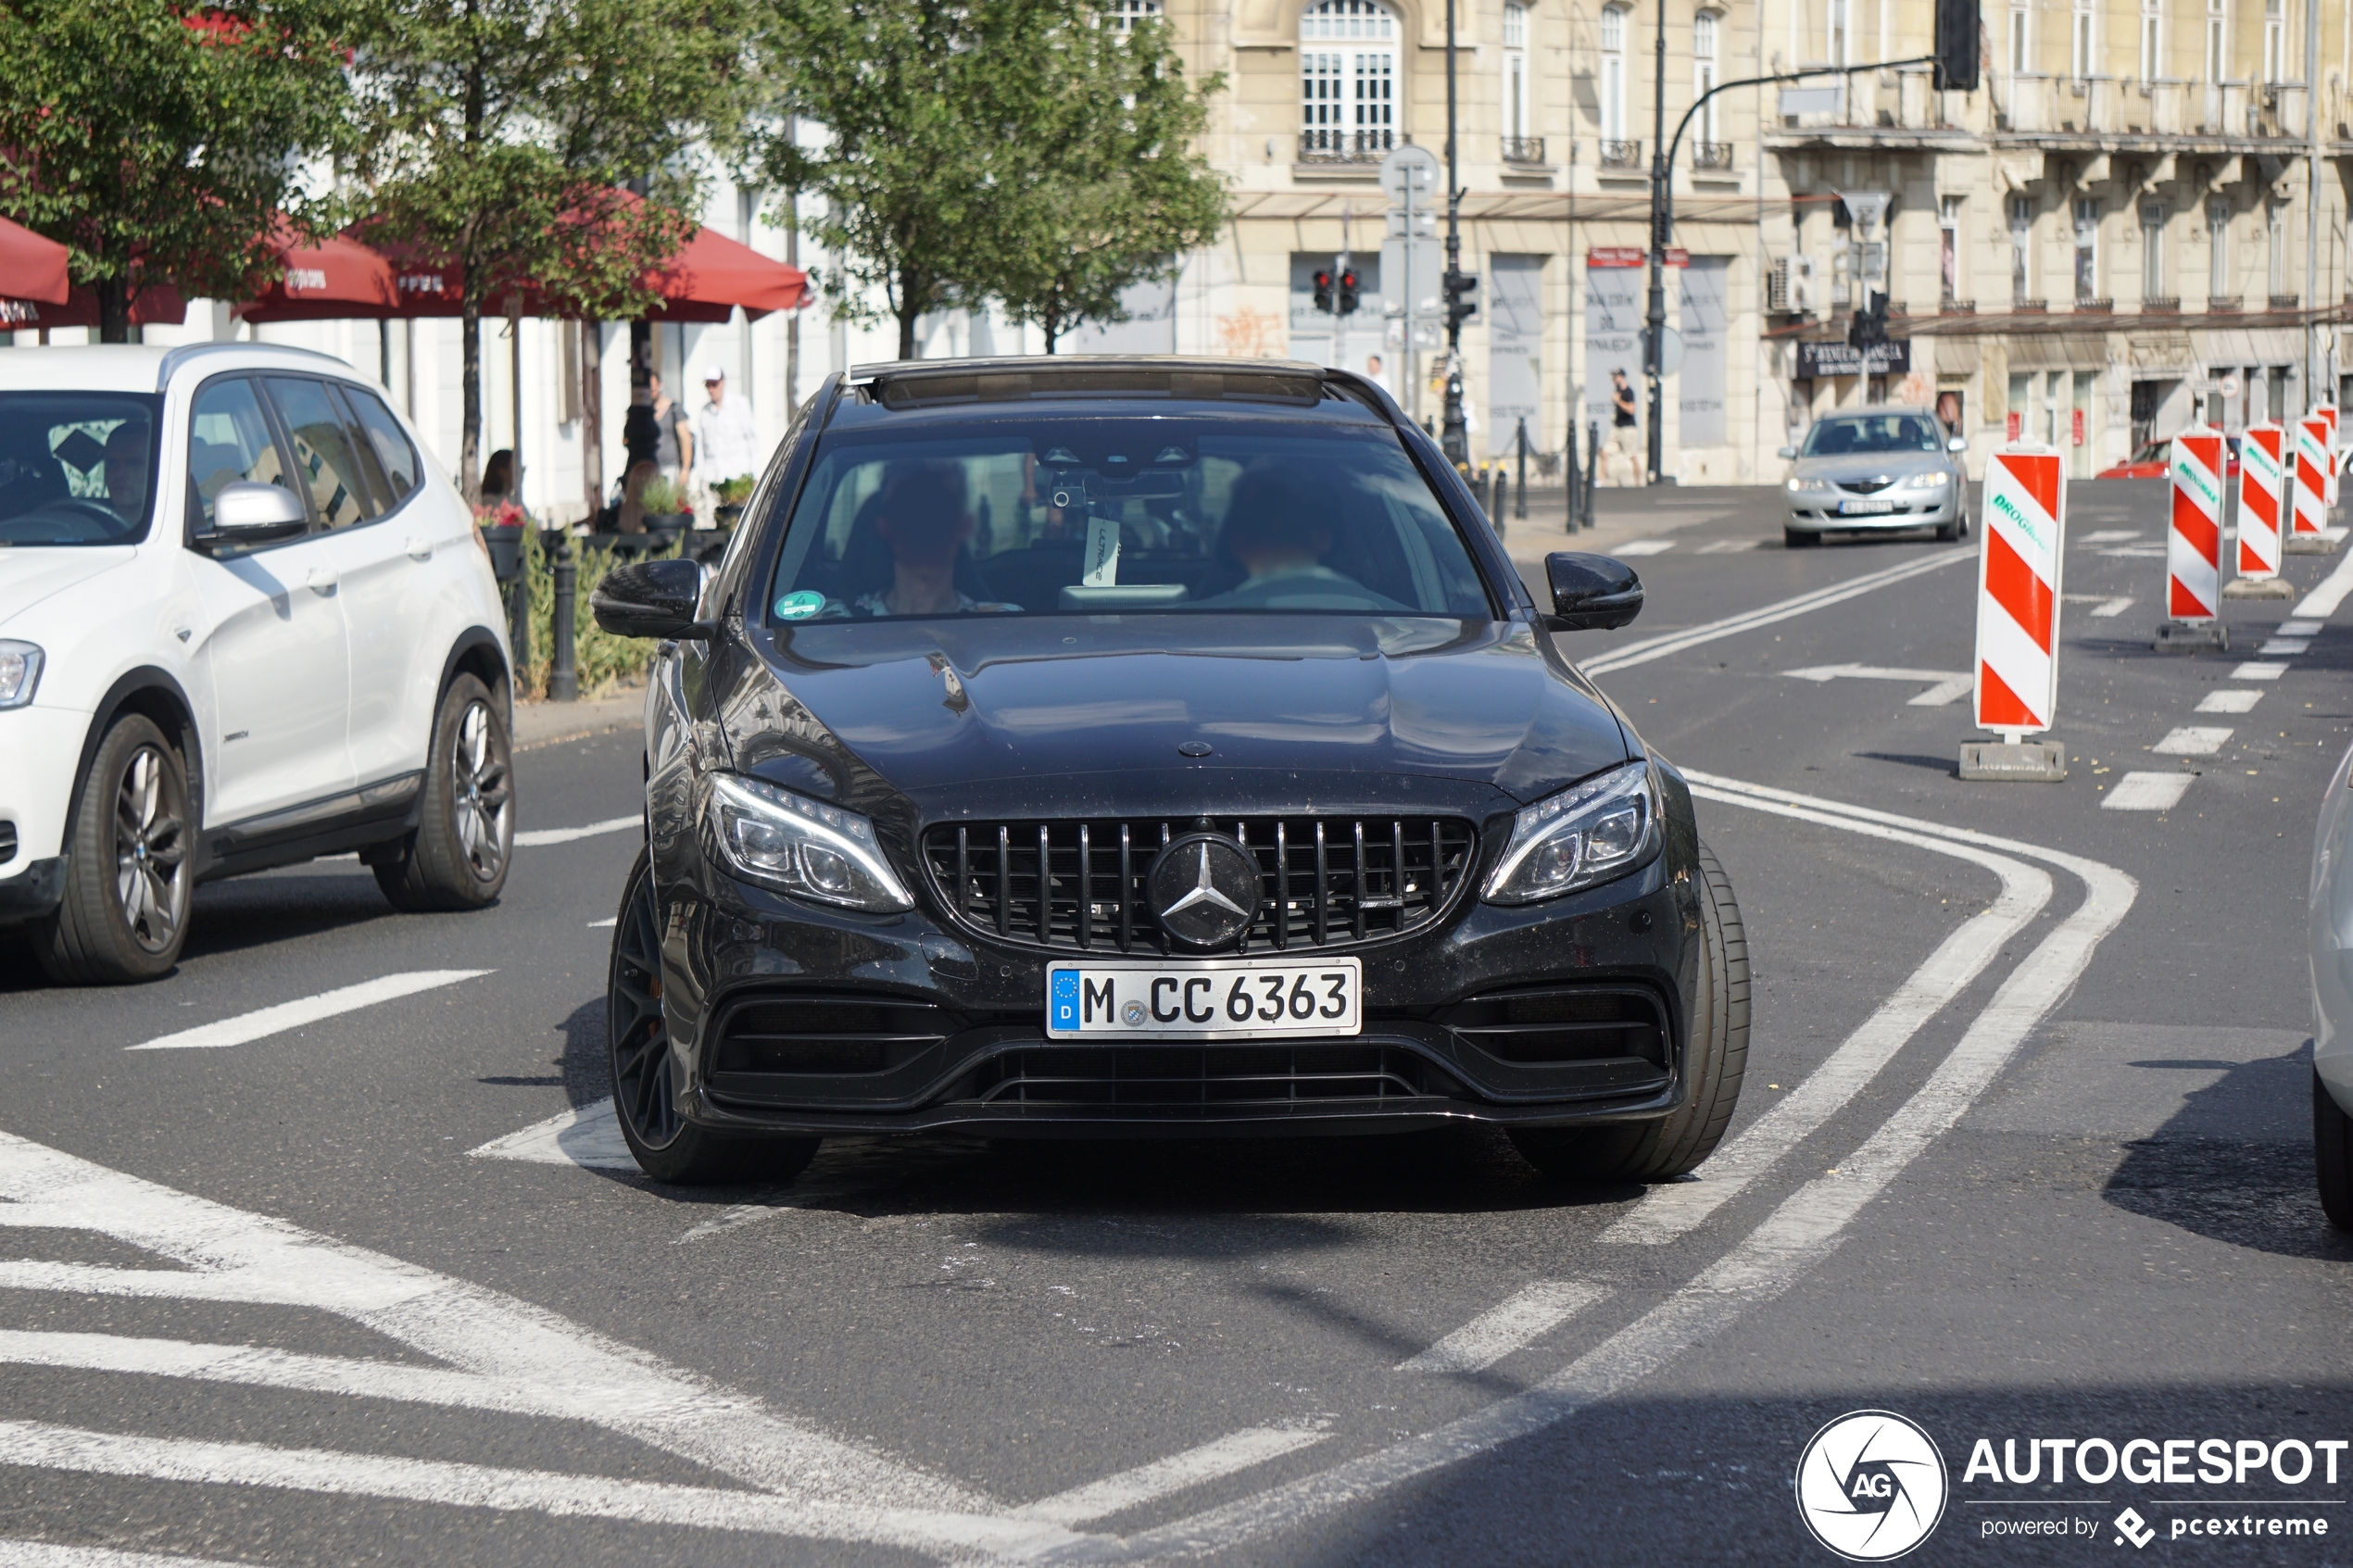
[1441,0,1467,464]
[1642,7,1667,486]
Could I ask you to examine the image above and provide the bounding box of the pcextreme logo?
[1795,1410,1950,1562]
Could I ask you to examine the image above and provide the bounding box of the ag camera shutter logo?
[1794,1410,1949,1561]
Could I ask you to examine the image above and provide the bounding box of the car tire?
[1509,841,1749,1184]
[372,673,513,912]
[2318,1070,2353,1231]
[34,713,195,985]
[1784,526,1818,548]
[607,847,821,1185]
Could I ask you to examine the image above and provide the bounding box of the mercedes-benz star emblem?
[1149,834,1260,950]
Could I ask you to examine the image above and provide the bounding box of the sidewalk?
[511,684,646,751]
[1496,484,1782,572]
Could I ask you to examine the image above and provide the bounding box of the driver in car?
[838,462,1021,618]
[1195,465,1408,611]
[103,422,151,526]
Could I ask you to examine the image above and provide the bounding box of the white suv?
[0,345,516,984]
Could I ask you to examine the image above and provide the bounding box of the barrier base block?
[1959,739,2068,782]
[2153,621,2229,653]
[2284,528,2347,554]
[2222,575,2299,598]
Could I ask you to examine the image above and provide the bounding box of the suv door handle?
[305,565,339,591]
[404,535,434,561]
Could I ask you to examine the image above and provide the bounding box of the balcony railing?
[1297,128,1395,164]
[2206,296,2242,313]
[1692,141,1734,170]
[1939,299,1976,315]
[2269,293,2302,309]
[2073,298,2114,313]
[2143,297,2181,313]
[1996,75,2309,138]
[1598,139,1642,170]
[1500,135,1546,166]
[2013,298,2047,313]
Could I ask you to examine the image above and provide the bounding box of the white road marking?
[2230,660,2289,680]
[2282,619,2322,634]
[2196,689,2264,713]
[587,916,618,928]
[1393,1282,1609,1374]
[2089,596,2134,618]
[1610,539,1676,556]
[513,815,638,847]
[2096,544,2168,558]
[2153,726,2233,756]
[2258,637,2311,654]
[1110,784,2135,1564]
[1582,549,1973,676]
[1694,539,1761,554]
[2103,772,2196,811]
[0,1545,242,1568]
[1781,663,1973,706]
[2079,529,2142,543]
[125,972,491,1051]
[2293,546,2353,619]
[1603,790,2051,1246]
[1014,1426,1331,1527]
[468,1098,638,1171]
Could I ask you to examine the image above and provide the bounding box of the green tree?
[349,0,748,498]
[0,0,356,342]
[988,13,1226,354]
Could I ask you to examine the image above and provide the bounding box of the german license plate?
[1046,958,1363,1039]
[1837,499,1895,515]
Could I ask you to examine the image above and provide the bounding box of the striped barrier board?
[1974,445,2066,735]
[2238,422,2285,578]
[2166,427,2225,624]
[2322,406,2340,506]
[2294,415,2330,536]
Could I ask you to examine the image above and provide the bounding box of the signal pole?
[1642,5,1667,485]
[1441,0,1470,464]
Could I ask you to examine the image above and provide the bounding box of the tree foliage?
[0,0,357,342]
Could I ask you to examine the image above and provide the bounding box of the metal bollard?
[509,552,532,671]
[1563,422,1582,533]
[1583,420,1601,529]
[1515,418,1529,522]
[550,536,579,703]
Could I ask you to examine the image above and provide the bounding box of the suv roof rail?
[848,355,1334,410]
[156,340,352,393]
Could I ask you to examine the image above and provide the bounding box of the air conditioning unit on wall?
[1768,255,1819,314]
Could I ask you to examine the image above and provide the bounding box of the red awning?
[0,216,70,307]
[639,223,808,322]
[3,282,187,332]
[235,226,399,322]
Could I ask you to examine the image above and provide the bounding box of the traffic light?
[1847,289,1890,353]
[1337,269,1360,315]
[1933,0,1980,91]
[1443,268,1478,328]
[1313,269,1334,312]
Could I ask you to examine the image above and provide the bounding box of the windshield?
[1801,414,1944,458]
[0,393,163,546]
[765,415,1493,622]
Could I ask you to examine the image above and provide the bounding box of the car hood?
[1792,449,1950,485]
[718,614,1634,819]
[0,548,137,633]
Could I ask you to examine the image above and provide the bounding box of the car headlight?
[706,772,913,912]
[1784,476,1831,494]
[0,642,43,709]
[1483,760,1661,905]
[1899,470,1952,490]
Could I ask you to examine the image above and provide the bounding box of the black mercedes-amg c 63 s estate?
[590,357,1745,1185]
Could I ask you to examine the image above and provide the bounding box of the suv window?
[187,379,297,531]
[1801,414,1945,457]
[342,385,421,508]
[0,393,162,546]
[767,415,1492,622]
[265,376,376,528]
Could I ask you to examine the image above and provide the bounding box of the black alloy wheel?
[373,673,512,911]
[35,713,193,985]
[605,847,818,1185]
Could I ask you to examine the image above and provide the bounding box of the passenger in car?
[1195,465,1409,611]
[103,422,151,526]
[838,463,1021,618]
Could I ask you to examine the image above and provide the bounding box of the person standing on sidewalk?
[650,370,694,498]
[692,366,761,528]
[1607,368,1642,486]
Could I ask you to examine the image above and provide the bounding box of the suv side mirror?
[1776,445,1797,460]
[1947,435,1968,453]
[1542,551,1643,632]
[197,481,308,547]
[592,557,713,639]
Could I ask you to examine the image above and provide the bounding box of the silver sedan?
[2311,739,2353,1227]
[1778,407,1970,548]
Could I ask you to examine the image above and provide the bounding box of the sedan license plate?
[1837,498,1896,515]
[1047,959,1363,1039]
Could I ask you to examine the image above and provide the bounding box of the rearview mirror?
[200,481,308,546]
[1776,445,1797,460]
[1542,552,1643,632]
[592,558,712,639]
[1947,435,1968,453]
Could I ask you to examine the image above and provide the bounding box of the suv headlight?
[1785,475,1831,494]
[1899,470,1952,490]
[0,642,43,709]
[706,772,913,912]
[1483,760,1661,905]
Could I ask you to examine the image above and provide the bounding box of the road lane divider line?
[125,971,491,1051]
[2154,726,2233,755]
[1014,1426,1333,1528]
[1781,664,1973,706]
[2102,772,2196,811]
[1601,791,2050,1246]
[1609,539,1676,556]
[2090,596,2133,618]
[0,1542,245,1568]
[1081,784,2133,1566]
[2292,535,2353,619]
[2230,660,2289,680]
[468,1098,639,1171]
[513,815,638,847]
[1582,549,1972,676]
[2258,638,2311,654]
[1393,1282,1609,1373]
[587,917,618,928]
[2196,689,2263,713]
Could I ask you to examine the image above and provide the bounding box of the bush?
[515,529,662,700]
[639,474,686,515]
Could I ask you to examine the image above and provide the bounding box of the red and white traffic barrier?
[2320,405,2340,506]
[2157,426,2226,650]
[2293,414,2330,538]
[2236,421,2285,580]
[1960,445,2069,780]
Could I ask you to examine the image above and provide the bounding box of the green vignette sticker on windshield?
[774,589,826,621]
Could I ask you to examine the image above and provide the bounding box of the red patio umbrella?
[638,222,808,322]
[235,225,399,322]
[5,282,187,332]
[0,216,71,308]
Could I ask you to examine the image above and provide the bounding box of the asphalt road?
[3,478,2349,1567]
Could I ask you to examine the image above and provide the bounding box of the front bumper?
[0,705,91,885]
[1784,488,1959,532]
[655,848,1701,1138]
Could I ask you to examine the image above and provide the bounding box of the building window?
[1300,0,1397,156]
[2010,195,2033,299]
[2208,199,2230,298]
[2070,0,2094,80]
[2206,0,2225,81]
[1504,2,1529,140]
[1694,11,1719,143]
[1106,0,1162,31]
[2268,202,2286,295]
[1601,6,1628,142]
[2139,0,2160,80]
[2073,197,2100,300]
[2140,203,2165,297]
[1940,195,1963,302]
[2262,0,2284,82]
[1827,0,1849,65]
[2009,5,2031,73]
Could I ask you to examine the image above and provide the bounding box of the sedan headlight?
[706,772,913,912]
[1483,760,1661,905]
[1784,475,1831,494]
[0,642,43,709]
[1899,470,1952,490]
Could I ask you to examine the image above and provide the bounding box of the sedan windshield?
[0,393,163,546]
[1801,414,1944,457]
[766,415,1493,622]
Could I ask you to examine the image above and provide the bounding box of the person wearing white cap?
[692,365,761,525]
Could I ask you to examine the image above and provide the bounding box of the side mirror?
[199,481,308,547]
[1776,445,1797,460]
[1947,435,1969,453]
[592,558,713,639]
[1542,551,1643,632]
